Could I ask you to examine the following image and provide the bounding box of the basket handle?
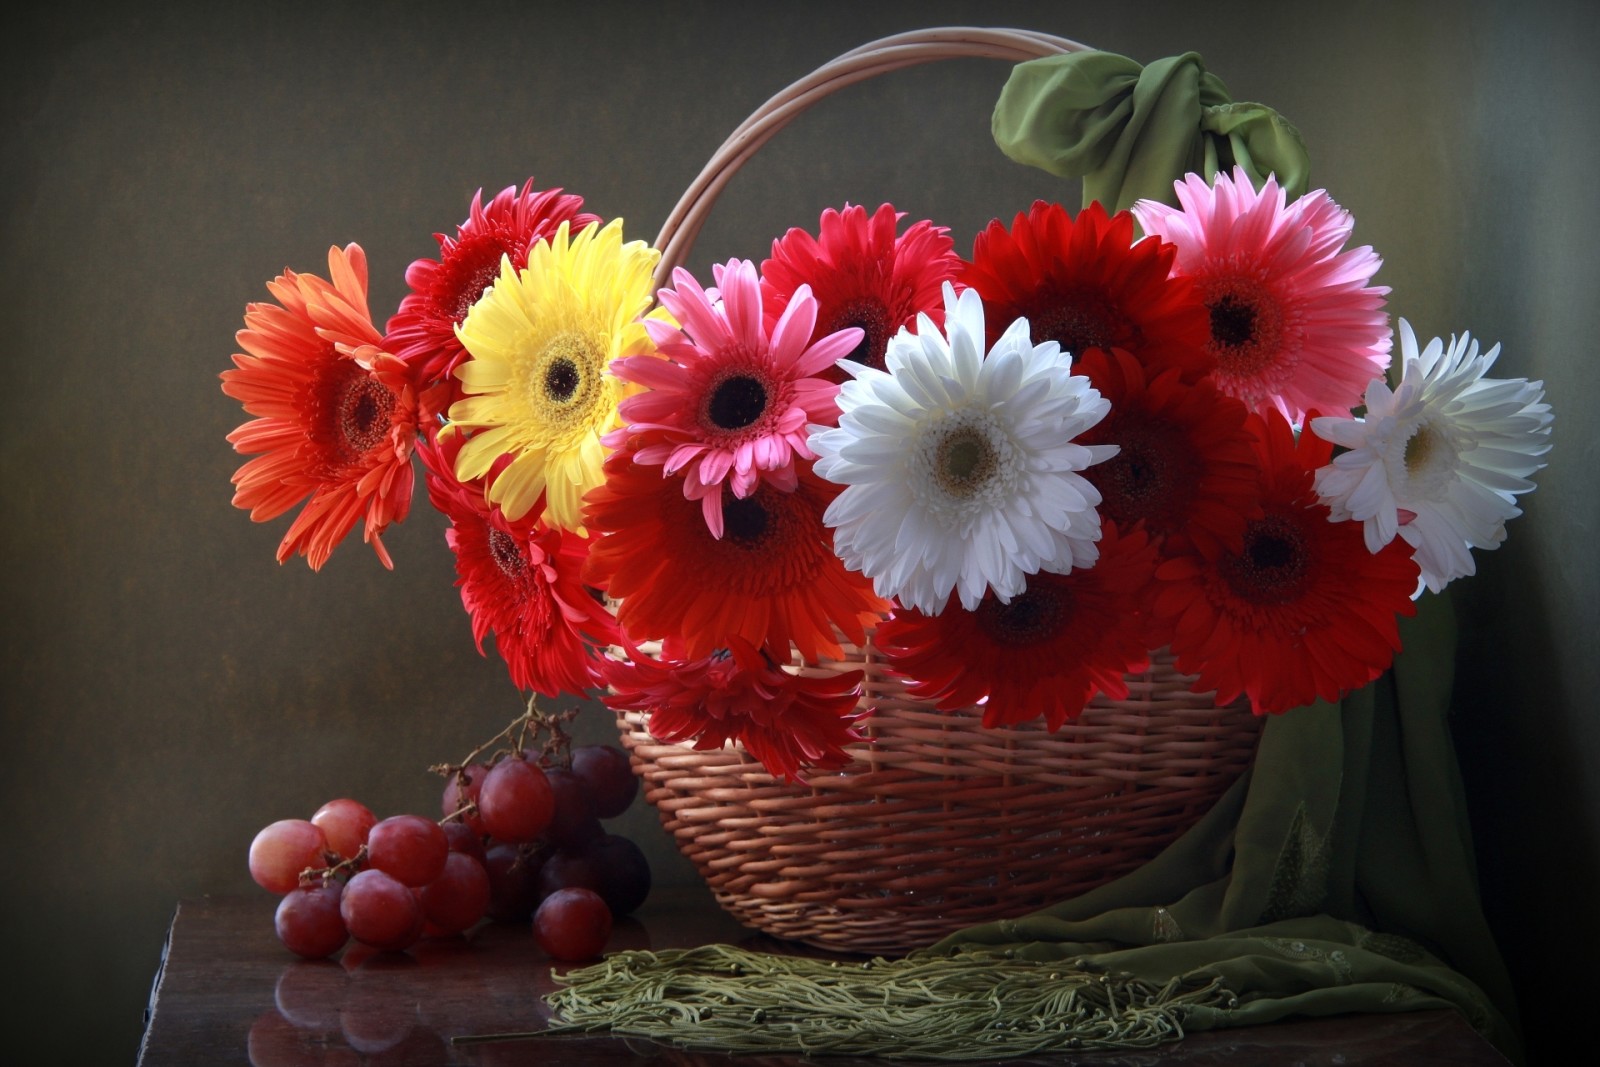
[651,26,1090,289]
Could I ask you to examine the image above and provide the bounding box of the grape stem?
[428,694,581,787]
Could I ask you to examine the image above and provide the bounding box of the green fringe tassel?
[457,944,1238,1060]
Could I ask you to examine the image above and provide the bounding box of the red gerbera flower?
[959,200,1212,382]
[420,431,618,697]
[582,446,888,663]
[599,638,865,783]
[384,179,598,406]
[1074,348,1261,557]
[222,243,419,571]
[760,202,962,385]
[1152,411,1419,714]
[875,523,1161,730]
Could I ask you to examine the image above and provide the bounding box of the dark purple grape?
[274,883,348,960]
[440,819,486,864]
[482,842,544,923]
[570,744,639,818]
[542,767,602,848]
[584,833,652,917]
[534,888,613,962]
[441,763,490,833]
[536,847,603,902]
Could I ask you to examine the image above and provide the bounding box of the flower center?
[1398,419,1463,501]
[330,365,397,460]
[449,242,512,322]
[721,495,770,545]
[977,581,1065,647]
[1199,276,1289,393]
[1220,513,1311,605]
[706,374,768,430]
[825,299,891,373]
[544,357,580,402]
[909,410,1019,525]
[1032,286,1126,355]
[1086,417,1195,533]
[487,528,526,578]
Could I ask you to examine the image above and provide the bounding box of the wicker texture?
[615,28,1264,956]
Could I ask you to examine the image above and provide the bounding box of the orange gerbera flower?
[582,446,888,663]
[222,244,419,570]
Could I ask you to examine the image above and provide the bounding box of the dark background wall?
[4,1,1595,1063]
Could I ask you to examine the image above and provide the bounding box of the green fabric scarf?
[990,50,1311,213]
[500,53,1521,1064]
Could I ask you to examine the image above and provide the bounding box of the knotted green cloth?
[991,50,1311,213]
[536,595,1522,1063]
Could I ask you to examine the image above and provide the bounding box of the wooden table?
[139,886,1511,1066]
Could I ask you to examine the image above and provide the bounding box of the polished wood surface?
[139,886,1511,1066]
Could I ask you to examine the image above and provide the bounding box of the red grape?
[274,882,349,960]
[570,744,639,818]
[340,869,424,952]
[441,763,490,833]
[250,819,330,895]
[310,799,376,861]
[477,758,554,844]
[533,888,613,962]
[440,819,486,864]
[418,852,491,935]
[366,814,448,888]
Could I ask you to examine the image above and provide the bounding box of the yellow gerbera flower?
[448,218,662,530]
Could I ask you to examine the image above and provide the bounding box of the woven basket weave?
[612,27,1265,956]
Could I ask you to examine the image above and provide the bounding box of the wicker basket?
[613,27,1265,956]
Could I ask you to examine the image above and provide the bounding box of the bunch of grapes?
[249,711,649,964]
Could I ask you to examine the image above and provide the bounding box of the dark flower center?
[487,528,526,578]
[1084,417,1196,533]
[825,299,892,374]
[978,582,1066,647]
[707,374,768,430]
[544,357,580,402]
[444,236,516,322]
[722,496,770,544]
[1221,513,1311,605]
[1032,287,1126,355]
[332,367,397,459]
[1209,295,1258,349]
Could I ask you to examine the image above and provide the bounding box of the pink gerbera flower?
[598,638,866,783]
[760,203,963,384]
[384,179,597,408]
[610,258,862,538]
[1133,167,1391,423]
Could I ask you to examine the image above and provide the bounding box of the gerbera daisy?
[448,218,662,529]
[1311,319,1553,594]
[809,283,1117,615]
[960,200,1212,382]
[385,179,598,405]
[610,258,862,537]
[1152,411,1419,714]
[1132,167,1391,423]
[760,202,962,384]
[582,444,888,664]
[222,243,419,571]
[876,523,1161,730]
[420,431,618,697]
[1074,348,1261,557]
[599,639,865,783]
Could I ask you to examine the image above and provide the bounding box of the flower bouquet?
[221,29,1552,952]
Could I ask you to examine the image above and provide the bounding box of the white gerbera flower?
[1311,318,1552,595]
[807,283,1118,615]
